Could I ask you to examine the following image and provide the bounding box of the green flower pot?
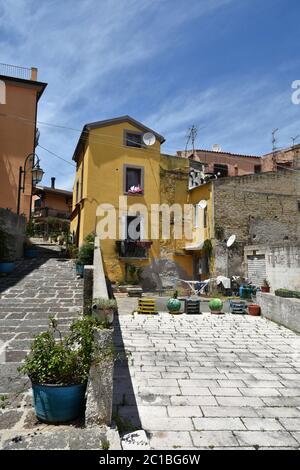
[208,298,223,314]
[167,297,181,313]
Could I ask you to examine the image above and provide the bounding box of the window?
[76,181,79,202]
[34,198,41,209]
[124,165,144,194]
[203,206,207,228]
[125,131,142,148]
[254,164,262,173]
[213,164,228,177]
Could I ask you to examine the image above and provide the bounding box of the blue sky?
[1,0,300,190]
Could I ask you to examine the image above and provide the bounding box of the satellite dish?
[143,132,156,146]
[227,234,236,247]
[198,200,207,209]
[212,144,222,152]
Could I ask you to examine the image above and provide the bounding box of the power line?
[0,111,179,155]
[37,144,76,167]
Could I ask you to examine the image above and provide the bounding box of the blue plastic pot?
[75,263,84,277]
[24,248,38,258]
[32,383,87,423]
[0,262,15,273]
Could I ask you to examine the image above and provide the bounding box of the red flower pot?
[261,286,270,293]
[248,304,261,316]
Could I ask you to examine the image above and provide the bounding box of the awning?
[184,241,204,251]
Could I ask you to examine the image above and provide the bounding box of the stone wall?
[85,328,114,426]
[257,292,300,334]
[158,155,192,288]
[266,245,300,291]
[213,170,300,277]
[0,208,26,259]
[245,244,300,291]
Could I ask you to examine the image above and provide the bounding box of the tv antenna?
[143,132,156,146]
[226,234,236,248]
[272,128,279,170]
[291,135,299,147]
[185,125,198,158]
[198,200,207,209]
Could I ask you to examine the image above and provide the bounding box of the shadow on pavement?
[112,312,141,435]
[0,245,63,294]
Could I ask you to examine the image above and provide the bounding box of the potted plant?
[24,239,38,258]
[261,279,270,293]
[0,229,15,274]
[92,298,117,324]
[208,298,223,314]
[248,304,261,316]
[75,232,95,277]
[167,291,182,314]
[19,316,106,423]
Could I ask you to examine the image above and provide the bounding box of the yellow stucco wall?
[71,120,217,285]
[188,181,215,275]
[71,120,162,284]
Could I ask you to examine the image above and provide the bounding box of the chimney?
[31,67,38,81]
[51,177,56,189]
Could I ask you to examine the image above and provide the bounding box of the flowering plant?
[127,185,143,194]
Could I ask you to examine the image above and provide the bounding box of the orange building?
[0,63,47,218]
[33,178,72,236]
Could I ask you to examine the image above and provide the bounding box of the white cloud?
[2,0,299,189]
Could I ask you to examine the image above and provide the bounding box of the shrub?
[19,316,107,385]
[77,232,95,265]
[0,230,11,262]
[93,298,117,310]
[274,288,300,299]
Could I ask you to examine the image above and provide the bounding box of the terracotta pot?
[261,286,270,293]
[248,304,261,316]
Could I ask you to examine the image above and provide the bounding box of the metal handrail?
[0,62,32,80]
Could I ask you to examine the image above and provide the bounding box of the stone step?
[1,426,121,450]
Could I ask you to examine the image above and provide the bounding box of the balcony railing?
[0,63,37,80]
[116,240,151,259]
[33,207,71,220]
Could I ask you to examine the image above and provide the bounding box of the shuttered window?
[247,254,266,286]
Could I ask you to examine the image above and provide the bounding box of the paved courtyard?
[114,299,300,450]
[0,245,83,448]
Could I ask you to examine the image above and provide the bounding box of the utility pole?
[272,128,279,171]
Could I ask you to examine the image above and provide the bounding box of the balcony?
[33,207,71,220]
[116,240,152,259]
[0,63,37,81]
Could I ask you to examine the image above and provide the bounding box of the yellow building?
[71,116,214,289]
[187,180,214,279]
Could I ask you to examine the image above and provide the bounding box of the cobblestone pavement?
[0,244,83,448]
[114,303,300,450]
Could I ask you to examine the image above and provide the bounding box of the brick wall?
[177,149,261,177]
[212,170,300,277]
